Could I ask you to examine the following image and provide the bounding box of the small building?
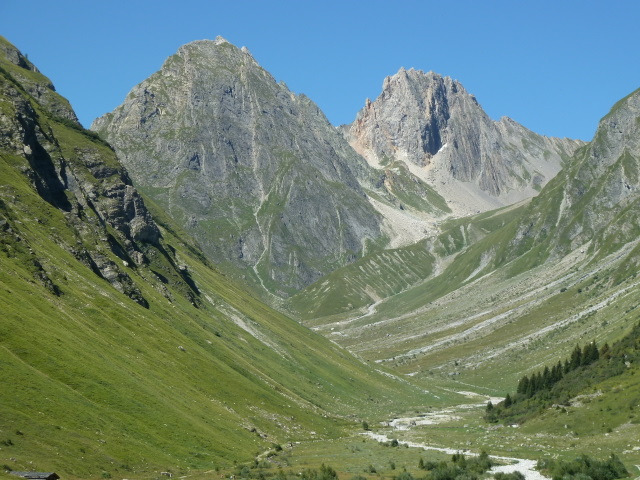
[10,472,60,480]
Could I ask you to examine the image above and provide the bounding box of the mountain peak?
[93,39,384,295]
[345,69,583,215]
[169,36,260,73]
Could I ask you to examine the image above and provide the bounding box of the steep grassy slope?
[0,196,432,477]
[0,37,433,479]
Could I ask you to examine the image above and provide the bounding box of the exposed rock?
[93,37,385,295]
[0,36,194,307]
[0,36,79,123]
[549,88,640,250]
[344,68,584,215]
[92,41,589,296]
[494,88,640,268]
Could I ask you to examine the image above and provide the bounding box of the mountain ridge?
[93,37,392,297]
[94,39,583,299]
[0,36,432,476]
[343,67,584,216]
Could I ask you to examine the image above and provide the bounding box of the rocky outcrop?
[487,87,640,270]
[540,88,640,253]
[0,36,197,307]
[93,37,385,295]
[0,37,78,123]
[344,68,584,215]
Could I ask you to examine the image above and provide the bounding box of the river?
[363,413,550,480]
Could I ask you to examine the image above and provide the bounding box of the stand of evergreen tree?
[514,342,600,401]
[486,322,640,425]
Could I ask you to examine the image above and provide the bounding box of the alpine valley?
[2,34,640,480]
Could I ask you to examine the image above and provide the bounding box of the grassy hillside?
[489,322,640,426]
[0,37,433,479]
[290,203,526,321]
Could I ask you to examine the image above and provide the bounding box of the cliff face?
[92,41,587,296]
[93,37,385,295]
[344,68,584,215]
[0,36,197,307]
[508,88,640,261]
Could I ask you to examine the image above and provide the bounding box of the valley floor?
[289,232,640,480]
[190,387,640,480]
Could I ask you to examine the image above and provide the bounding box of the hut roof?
[10,472,60,480]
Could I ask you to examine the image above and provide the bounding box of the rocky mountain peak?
[93,38,384,296]
[345,67,584,215]
[349,68,484,170]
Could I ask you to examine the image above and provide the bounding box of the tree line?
[486,321,640,425]
[486,341,603,420]
[514,341,602,402]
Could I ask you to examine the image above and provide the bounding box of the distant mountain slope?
[93,37,394,296]
[504,87,640,267]
[0,36,431,476]
[343,68,583,215]
[298,86,640,406]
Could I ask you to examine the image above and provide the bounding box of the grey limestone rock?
[93,37,384,295]
[554,88,640,248]
[344,68,584,215]
[0,37,180,306]
[495,88,640,267]
[0,36,79,123]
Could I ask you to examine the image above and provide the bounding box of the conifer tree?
[504,393,513,408]
[542,366,552,389]
[582,341,599,365]
[517,375,530,395]
[526,373,535,397]
[570,344,583,370]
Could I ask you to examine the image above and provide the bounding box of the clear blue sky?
[2,0,638,141]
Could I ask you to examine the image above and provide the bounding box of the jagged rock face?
[93,38,383,295]
[552,89,640,250]
[580,89,640,188]
[345,68,584,215]
[496,88,640,269]
[0,38,78,123]
[0,36,198,307]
